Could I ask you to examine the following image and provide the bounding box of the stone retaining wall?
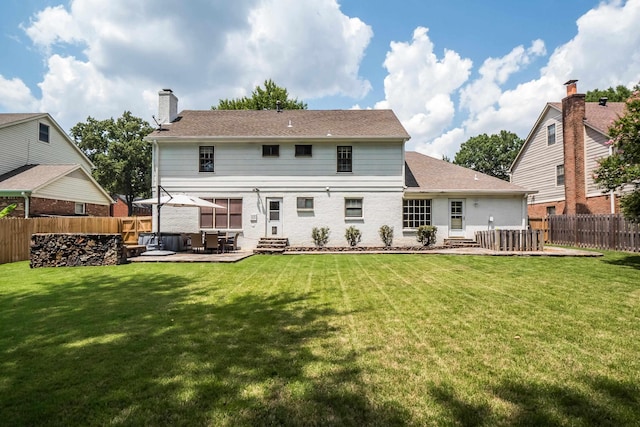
[30,233,126,268]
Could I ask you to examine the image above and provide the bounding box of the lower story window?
[297,197,314,210]
[200,198,242,229]
[75,202,86,215]
[345,198,363,218]
[403,199,431,228]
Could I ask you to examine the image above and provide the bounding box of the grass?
[0,252,638,426]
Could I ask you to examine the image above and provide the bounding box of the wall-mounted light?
[253,188,260,192]
[325,186,330,192]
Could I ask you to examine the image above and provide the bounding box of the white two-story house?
[147,89,531,249]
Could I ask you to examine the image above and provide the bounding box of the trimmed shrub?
[345,226,362,247]
[311,227,330,247]
[379,225,394,247]
[417,225,437,246]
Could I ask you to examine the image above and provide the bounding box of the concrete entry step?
[254,237,290,254]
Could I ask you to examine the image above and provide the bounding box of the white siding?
[35,169,111,205]
[159,140,404,178]
[585,127,611,197]
[511,109,565,204]
[0,117,92,175]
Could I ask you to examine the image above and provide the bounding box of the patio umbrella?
[136,194,224,209]
[137,188,224,253]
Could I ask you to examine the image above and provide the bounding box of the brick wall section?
[30,197,110,217]
[562,92,588,214]
[527,194,619,217]
[0,197,26,218]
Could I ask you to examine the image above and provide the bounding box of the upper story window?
[403,199,431,228]
[295,145,312,157]
[262,145,279,157]
[345,198,363,218]
[547,123,556,146]
[337,146,352,172]
[556,164,565,186]
[199,146,214,172]
[39,123,50,143]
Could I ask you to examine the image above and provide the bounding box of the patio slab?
[127,250,254,263]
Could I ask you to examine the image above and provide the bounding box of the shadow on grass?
[602,254,640,270]
[0,267,410,426]
[429,375,639,426]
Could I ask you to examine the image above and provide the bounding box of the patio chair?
[223,233,238,252]
[205,233,220,254]
[190,233,205,253]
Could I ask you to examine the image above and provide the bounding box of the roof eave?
[146,135,410,143]
[404,189,535,196]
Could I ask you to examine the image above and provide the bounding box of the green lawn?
[0,252,638,426]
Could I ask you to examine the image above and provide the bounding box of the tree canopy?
[452,131,524,181]
[585,84,639,102]
[593,90,640,222]
[212,79,307,110]
[70,111,154,216]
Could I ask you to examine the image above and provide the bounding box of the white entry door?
[449,199,465,237]
[266,197,283,237]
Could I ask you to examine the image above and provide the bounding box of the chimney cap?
[599,97,608,106]
[564,79,578,86]
[161,88,173,93]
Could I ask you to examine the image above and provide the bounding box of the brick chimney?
[157,89,178,124]
[562,80,588,214]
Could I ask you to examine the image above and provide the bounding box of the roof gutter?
[403,189,537,196]
[145,135,410,143]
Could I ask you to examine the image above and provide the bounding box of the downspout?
[608,145,615,214]
[21,191,30,218]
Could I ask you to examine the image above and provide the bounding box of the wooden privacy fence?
[549,214,640,252]
[475,229,545,251]
[0,216,152,264]
[528,217,550,243]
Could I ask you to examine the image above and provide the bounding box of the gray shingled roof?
[405,151,530,194]
[548,101,626,134]
[0,164,78,191]
[149,109,410,140]
[0,113,46,128]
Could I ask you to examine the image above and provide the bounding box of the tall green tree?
[593,90,640,222]
[212,79,307,110]
[453,131,524,181]
[70,111,154,216]
[585,84,639,102]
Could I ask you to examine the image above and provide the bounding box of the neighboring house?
[0,113,113,217]
[111,195,153,217]
[146,89,531,249]
[510,80,626,217]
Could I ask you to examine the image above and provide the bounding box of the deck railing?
[475,229,544,251]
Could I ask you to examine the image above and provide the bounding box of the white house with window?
[147,89,531,249]
[0,113,113,218]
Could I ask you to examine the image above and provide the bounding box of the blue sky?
[1,0,639,158]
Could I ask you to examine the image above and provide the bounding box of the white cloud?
[5,0,372,130]
[0,75,39,111]
[375,27,472,150]
[382,0,640,160]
